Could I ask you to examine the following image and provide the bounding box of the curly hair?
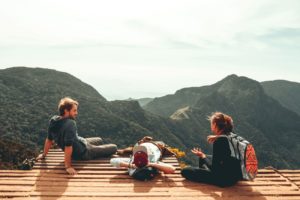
[58,97,79,116]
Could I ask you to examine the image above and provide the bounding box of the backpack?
[221,133,258,181]
[132,166,158,181]
[20,158,35,170]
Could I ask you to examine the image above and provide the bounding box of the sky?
[0,0,300,100]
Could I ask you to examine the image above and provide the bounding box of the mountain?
[143,77,221,117]
[0,67,185,169]
[1,68,299,169]
[261,80,300,116]
[125,98,153,107]
[143,75,300,169]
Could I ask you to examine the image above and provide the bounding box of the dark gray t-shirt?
[47,115,87,159]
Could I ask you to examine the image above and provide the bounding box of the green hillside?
[1,68,299,169]
[262,80,300,116]
[144,75,300,169]
[0,67,185,169]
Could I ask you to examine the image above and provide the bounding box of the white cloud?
[1,0,300,99]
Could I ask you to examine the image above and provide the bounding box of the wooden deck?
[1,149,300,200]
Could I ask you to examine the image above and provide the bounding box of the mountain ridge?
[262,80,300,116]
[1,67,299,169]
[144,74,300,169]
[0,67,185,169]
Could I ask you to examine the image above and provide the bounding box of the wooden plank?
[31,170,182,175]
[39,159,108,163]
[0,192,29,197]
[163,173,286,180]
[33,163,180,167]
[2,149,300,200]
[0,177,293,188]
[29,191,173,197]
[251,174,281,177]
[278,170,300,173]
[281,173,300,177]
[12,197,300,200]
[22,179,293,187]
[257,170,277,174]
[0,172,131,176]
[32,166,141,170]
[28,190,300,197]
[37,159,108,163]
[32,166,181,171]
[175,181,293,187]
[161,177,289,183]
[48,149,63,152]
[0,170,37,173]
[168,186,300,193]
[9,197,300,200]
[32,185,299,192]
[42,154,177,159]
[40,158,178,163]
[289,177,300,181]
[33,186,171,192]
[45,150,173,159]
[33,182,174,187]
[0,185,33,192]
[0,180,35,185]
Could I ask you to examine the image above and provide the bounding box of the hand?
[207,135,218,144]
[138,136,153,144]
[66,167,77,175]
[35,153,46,161]
[191,147,206,159]
[128,163,137,169]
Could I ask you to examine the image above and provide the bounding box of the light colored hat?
[133,145,149,155]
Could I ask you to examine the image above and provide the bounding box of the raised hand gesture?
[191,147,206,159]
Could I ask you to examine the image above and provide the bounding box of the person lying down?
[110,138,176,181]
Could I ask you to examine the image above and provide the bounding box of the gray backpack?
[221,133,258,180]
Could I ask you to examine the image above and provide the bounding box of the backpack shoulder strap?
[217,133,239,159]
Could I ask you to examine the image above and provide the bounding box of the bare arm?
[148,162,176,174]
[64,146,77,175]
[120,161,135,168]
[36,139,53,161]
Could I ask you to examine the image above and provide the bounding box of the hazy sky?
[1,0,300,100]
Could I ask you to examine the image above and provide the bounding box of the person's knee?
[86,137,103,145]
[106,144,117,154]
[96,137,103,144]
[111,144,117,150]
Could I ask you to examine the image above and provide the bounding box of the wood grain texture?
[0,149,299,200]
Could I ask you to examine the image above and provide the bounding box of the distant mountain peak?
[216,74,263,97]
[1,66,107,101]
[223,74,239,80]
